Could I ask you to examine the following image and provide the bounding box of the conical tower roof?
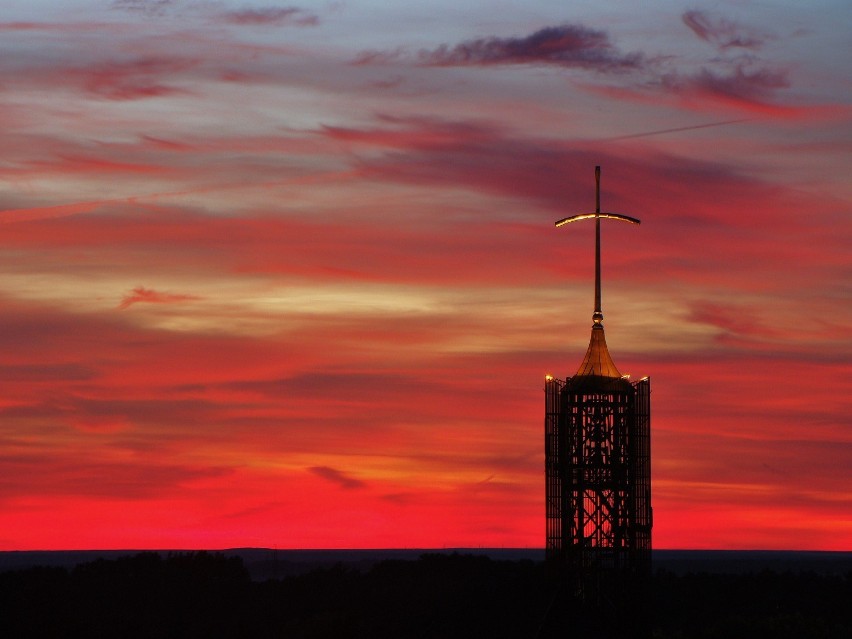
[575,323,622,378]
[567,321,631,392]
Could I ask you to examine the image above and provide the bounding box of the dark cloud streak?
[111,0,174,17]
[216,7,318,27]
[682,10,769,50]
[309,466,366,490]
[359,24,643,72]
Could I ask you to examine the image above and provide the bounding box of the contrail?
[606,118,751,140]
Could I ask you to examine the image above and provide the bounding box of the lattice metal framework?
[545,376,651,582]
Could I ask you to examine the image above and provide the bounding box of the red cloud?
[0,290,849,549]
[118,287,201,309]
[82,57,197,100]
[685,65,788,101]
[0,114,840,297]
[33,154,166,176]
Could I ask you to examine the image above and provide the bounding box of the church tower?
[544,167,652,609]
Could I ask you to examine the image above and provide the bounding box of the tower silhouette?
[544,167,651,633]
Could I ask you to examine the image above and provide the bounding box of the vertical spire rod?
[594,166,603,325]
[553,165,640,327]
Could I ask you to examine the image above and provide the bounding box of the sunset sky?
[1,0,849,551]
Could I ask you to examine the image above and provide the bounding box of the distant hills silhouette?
[2,548,850,579]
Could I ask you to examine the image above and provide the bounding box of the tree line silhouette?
[0,551,849,638]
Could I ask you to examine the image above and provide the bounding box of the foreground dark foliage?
[0,552,849,638]
[653,568,852,639]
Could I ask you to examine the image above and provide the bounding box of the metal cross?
[555,166,640,326]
